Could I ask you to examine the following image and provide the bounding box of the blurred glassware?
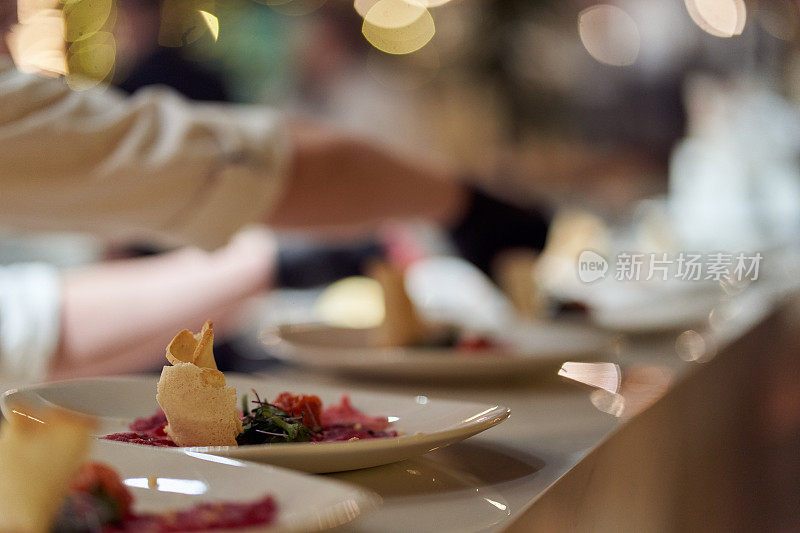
[670,76,800,251]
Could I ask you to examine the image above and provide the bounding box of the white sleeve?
[0,263,61,380]
[0,60,290,250]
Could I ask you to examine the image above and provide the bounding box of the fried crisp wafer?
[157,321,241,447]
[0,406,95,532]
[192,320,217,370]
[165,320,218,370]
[157,363,241,447]
[166,329,199,365]
[369,261,427,347]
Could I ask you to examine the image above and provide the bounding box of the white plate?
[2,375,509,474]
[263,321,609,380]
[547,276,724,334]
[19,437,378,532]
[588,287,721,334]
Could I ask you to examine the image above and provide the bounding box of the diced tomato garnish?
[69,462,134,518]
[272,392,323,429]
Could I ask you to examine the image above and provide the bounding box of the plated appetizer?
[0,407,277,533]
[57,462,277,532]
[370,261,503,352]
[406,325,502,352]
[103,322,396,448]
[3,375,510,472]
[262,263,612,382]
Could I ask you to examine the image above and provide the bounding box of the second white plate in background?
[265,320,610,380]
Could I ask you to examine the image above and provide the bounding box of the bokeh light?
[362,0,435,55]
[578,4,640,67]
[10,0,118,82]
[684,0,746,38]
[416,0,453,7]
[66,29,116,90]
[315,276,386,329]
[356,0,449,18]
[16,0,61,24]
[63,0,113,43]
[6,8,67,77]
[198,10,220,42]
[354,0,380,18]
[675,329,717,362]
[589,389,626,417]
[159,0,216,47]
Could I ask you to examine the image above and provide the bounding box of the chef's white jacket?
[0,58,290,379]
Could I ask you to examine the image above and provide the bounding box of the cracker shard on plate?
[369,261,427,347]
[157,321,242,447]
[0,407,94,533]
[165,319,217,370]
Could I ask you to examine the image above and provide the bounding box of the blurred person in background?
[0,1,548,381]
[114,0,229,101]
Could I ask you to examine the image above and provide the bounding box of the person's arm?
[48,229,276,380]
[268,121,468,231]
[0,59,470,247]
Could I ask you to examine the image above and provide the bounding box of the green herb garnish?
[237,390,312,445]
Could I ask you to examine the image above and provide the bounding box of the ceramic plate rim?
[264,323,606,374]
[92,442,382,532]
[1,375,511,472]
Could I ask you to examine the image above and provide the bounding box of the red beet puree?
[61,462,277,532]
[319,395,390,431]
[104,396,398,447]
[313,424,397,442]
[312,395,397,441]
[109,495,278,532]
[102,409,177,447]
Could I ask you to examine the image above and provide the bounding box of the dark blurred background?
[108,0,796,216]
